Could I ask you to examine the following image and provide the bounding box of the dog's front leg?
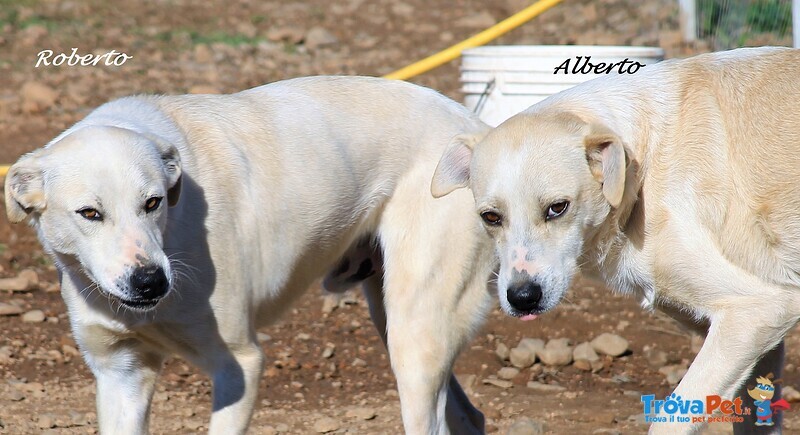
[362,274,485,434]
[381,257,492,434]
[206,341,264,435]
[649,306,796,435]
[80,333,164,434]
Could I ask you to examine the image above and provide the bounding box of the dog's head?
[5,125,182,311]
[432,112,628,319]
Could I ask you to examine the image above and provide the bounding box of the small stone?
[612,374,632,384]
[22,309,46,323]
[345,407,377,420]
[643,347,669,368]
[295,333,311,341]
[0,346,14,364]
[21,81,58,113]
[18,269,39,287]
[305,27,338,50]
[591,333,629,357]
[659,364,688,385]
[0,302,24,316]
[257,332,272,342]
[509,346,536,369]
[573,359,592,371]
[184,420,202,430]
[276,423,289,432]
[313,417,340,433]
[528,363,544,379]
[573,342,599,362]
[482,378,513,389]
[526,381,566,393]
[266,26,305,44]
[322,344,335,359]
[38,415,54,429]
[518,338,545,355]
[495,342,510,361]
[506,417,545,435]
[321,293,340,314]
[591,412,617,425]
[0,276,31,292]
[497,367,520,380]
[8,389,24,401]
[537,338,573,366]
[783,386,800,402]
[456,373,477,395]
[352,358,366,367]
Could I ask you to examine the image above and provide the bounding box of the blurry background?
[0,1,797,433]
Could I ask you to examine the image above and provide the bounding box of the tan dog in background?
[4,76,495,434]
[432,47,800,433]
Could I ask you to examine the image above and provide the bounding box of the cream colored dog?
[432,47,800,433]
[4,76,495,434]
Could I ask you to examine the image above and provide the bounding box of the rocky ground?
[0,0,797,433]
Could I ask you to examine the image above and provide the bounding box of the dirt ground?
[0,0,798,433]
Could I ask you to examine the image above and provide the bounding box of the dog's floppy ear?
[585,124,627,208]
[144,134,182,206]
[431,132,485,198]
[4,152,46,223]
[161,146,182,207]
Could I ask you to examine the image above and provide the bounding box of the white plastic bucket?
[461,45,665,126]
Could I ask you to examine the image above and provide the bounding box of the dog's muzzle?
[124,265,169,309]
[506,281,543,313]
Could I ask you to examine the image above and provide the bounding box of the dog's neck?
[550,75,672,304]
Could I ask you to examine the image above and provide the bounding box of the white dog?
[4,76,496,434]
[431,47,800,433]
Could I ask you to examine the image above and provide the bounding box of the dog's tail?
[323,235,381,293]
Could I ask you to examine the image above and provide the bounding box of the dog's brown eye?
[546,201,569,220]
[77,208,102,221]
[480,211,503,226]
[145,197,162,213]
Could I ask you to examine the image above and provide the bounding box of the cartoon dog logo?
[747,373,791,426]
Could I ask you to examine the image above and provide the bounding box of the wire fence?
[695,0,793,49]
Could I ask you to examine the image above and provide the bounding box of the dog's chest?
[601,243,657,308]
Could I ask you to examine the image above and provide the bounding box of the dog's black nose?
[507,281,542,312]
[130,266,169,300]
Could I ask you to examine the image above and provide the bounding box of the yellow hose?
[0,1,561,179]
[383,0,563,80]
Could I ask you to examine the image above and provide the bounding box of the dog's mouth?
[94,286,164,312]
[117,297,162,311]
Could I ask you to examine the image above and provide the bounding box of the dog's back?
[114,76,488,319]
